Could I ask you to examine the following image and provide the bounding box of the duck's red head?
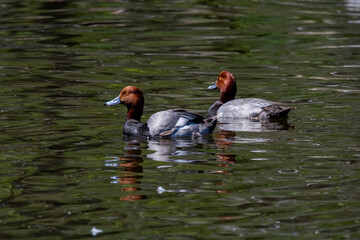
[208,71,237,103]
[105,86,144,121]
[120,86,144,121]
[217,71,237,103]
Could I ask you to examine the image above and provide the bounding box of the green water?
[1,0,359,239]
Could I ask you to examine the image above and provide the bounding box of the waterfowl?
[105,86,217,138]
[208,71,294,120]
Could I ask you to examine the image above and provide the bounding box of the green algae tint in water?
[0,0,360,239]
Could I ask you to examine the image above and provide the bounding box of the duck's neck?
[126,106,143,121]
[220,82,237,103]
[208,100,223,116]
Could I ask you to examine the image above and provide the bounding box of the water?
[1,0,359,239]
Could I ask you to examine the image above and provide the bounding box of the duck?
[208,71,294,120]
[105,86,218,138]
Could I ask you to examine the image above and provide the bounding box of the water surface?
[0,0,359,239]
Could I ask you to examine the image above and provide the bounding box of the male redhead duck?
[105,86,217,138]
[208,71,294,120]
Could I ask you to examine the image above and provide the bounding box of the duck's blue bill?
[208,83,217,89]
[104,96,121,106]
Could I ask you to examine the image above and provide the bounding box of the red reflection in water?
[211,130,239,194]
[215,130,236,167]
[116,143,147,201]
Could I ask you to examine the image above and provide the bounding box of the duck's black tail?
[199,115,218,135]
[276,107,296,118]
[264,105,296,119]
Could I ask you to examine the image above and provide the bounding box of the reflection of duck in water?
[215,130,237,167]
[146,137,210,163]
[217,118,294,132]
[105,86,217,138]
[208,71,295,120]
[106,140,147,201]
[146,136,231,195]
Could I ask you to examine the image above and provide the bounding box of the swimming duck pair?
[105,71,294,138]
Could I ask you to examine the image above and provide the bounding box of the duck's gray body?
[208,98,292,120]
[124,109,217,138]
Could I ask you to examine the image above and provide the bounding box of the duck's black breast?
[123,119,150,137]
